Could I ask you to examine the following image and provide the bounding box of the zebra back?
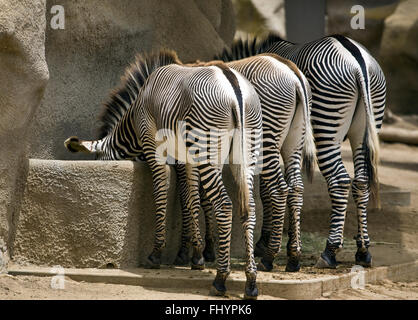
[215,34,290,62]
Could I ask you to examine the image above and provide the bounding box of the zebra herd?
[64,33,386,300]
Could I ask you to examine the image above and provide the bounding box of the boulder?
[0,0,49,270]
[380,0,418,114]
[29,0,236,160]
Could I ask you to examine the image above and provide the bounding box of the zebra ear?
[64,136,92,153]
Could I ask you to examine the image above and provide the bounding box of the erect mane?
[97,49,182,139]
[215,33,290,62]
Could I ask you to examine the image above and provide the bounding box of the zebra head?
[64,135,139,161]
[64,136,109,158]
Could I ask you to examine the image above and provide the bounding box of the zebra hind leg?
[258,166,288,272]
[351,148,373,267]
[315,151,351,269]
[348,100,373,268]
[173,164,205,269]
[285,175,303,272]
[283,163,304,272]
[200,187,216,263]
[352,173,372,268]
[185,165,205,270]
[173,164,193,266]
[254,178,272,258]
[240,177,258,299]
[197,164,232,296]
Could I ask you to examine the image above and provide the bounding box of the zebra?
[174,54,316,273]
[64,50,263,299]
[217,34,386,269]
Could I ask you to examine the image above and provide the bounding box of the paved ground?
[0,273,416,300]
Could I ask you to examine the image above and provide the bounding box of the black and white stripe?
[219,34,386,266]
[176,53,315,272]
[64,50,263,298]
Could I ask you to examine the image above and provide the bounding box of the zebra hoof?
[210,272,229,296]
[203,240,216,263]
[146,254,161,269]
[315,252,337,269]
[285,256,301,272]
[243,273,258,300]
[173,247,190,266]
[254,235,268,258]
[254,242,265,258]
[191,256,205,270]
[355,248,372,268]
[210,284,226,297]
[258,257,274,272]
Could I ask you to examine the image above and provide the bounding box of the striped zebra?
[175,54,315,273]
[64,50,263,299]
[218,34,386,269]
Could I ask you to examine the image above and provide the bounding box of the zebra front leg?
[200,186,216,263]
[315,149,351,269]
[280,100,311,272]
[254,177,273,258]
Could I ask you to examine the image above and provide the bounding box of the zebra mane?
[215,33,289,62]
[97,49,181,139]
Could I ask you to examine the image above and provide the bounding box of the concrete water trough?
[10,159,411,269]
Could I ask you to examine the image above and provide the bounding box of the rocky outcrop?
[380,0,418,114]
[29,0,236,160]
[0,0,49,270]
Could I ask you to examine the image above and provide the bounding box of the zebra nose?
[64,136,81,152]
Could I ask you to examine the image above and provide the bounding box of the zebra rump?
[216,41,316,182]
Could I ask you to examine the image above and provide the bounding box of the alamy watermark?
[351,5,365,30]
[50,265,65,290]
[50,5,65,30]
[153,121,262,170]
[350,265,366,290]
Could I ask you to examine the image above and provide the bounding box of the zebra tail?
[297,76,316,183]
[219,65,251,218]
[234,111,251,219]
[229,93,251,218]
[229,97,250,219]
[356,68,380,209]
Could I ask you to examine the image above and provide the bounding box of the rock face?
[29,0,236,160]
[380,0,418,114]
[0,1,49,269]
